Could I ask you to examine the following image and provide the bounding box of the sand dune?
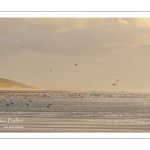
[0,77,35,89]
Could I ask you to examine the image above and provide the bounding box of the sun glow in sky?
[1,18,150,92]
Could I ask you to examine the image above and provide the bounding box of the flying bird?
[112,79,118,86]
[75,64,77,66]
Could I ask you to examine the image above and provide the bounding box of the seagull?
[47,104,53,108]
[112,79,118,86]
[49,104,53,107]
[75,64,77,66]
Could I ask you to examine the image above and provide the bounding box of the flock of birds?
[23,46,119,87]
[50,63,119,87]
[0,99,16,106]
[0,63,119,108]
[0,89,147,109]
[0,95,53,108]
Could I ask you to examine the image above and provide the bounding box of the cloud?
[2,18,150,90]
[117,18,150,28]
[138,44,150,49]
[24,18,89,33]
[1,18,150,58]
[0,19,23,36]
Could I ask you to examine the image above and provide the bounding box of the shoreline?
[0,89,149,94]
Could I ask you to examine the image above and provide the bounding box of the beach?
[0,90,150,132]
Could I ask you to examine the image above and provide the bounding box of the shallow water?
[0,90,150,132]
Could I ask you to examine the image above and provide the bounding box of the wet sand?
[1,114,150,132]
[0,90,150,132]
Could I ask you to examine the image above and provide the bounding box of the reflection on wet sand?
[0,90,150,132]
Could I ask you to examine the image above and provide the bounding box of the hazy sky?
[1,18,150,92]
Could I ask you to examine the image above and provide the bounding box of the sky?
[0,18,150,92]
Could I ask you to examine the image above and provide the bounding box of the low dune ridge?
[0,77,35,89]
